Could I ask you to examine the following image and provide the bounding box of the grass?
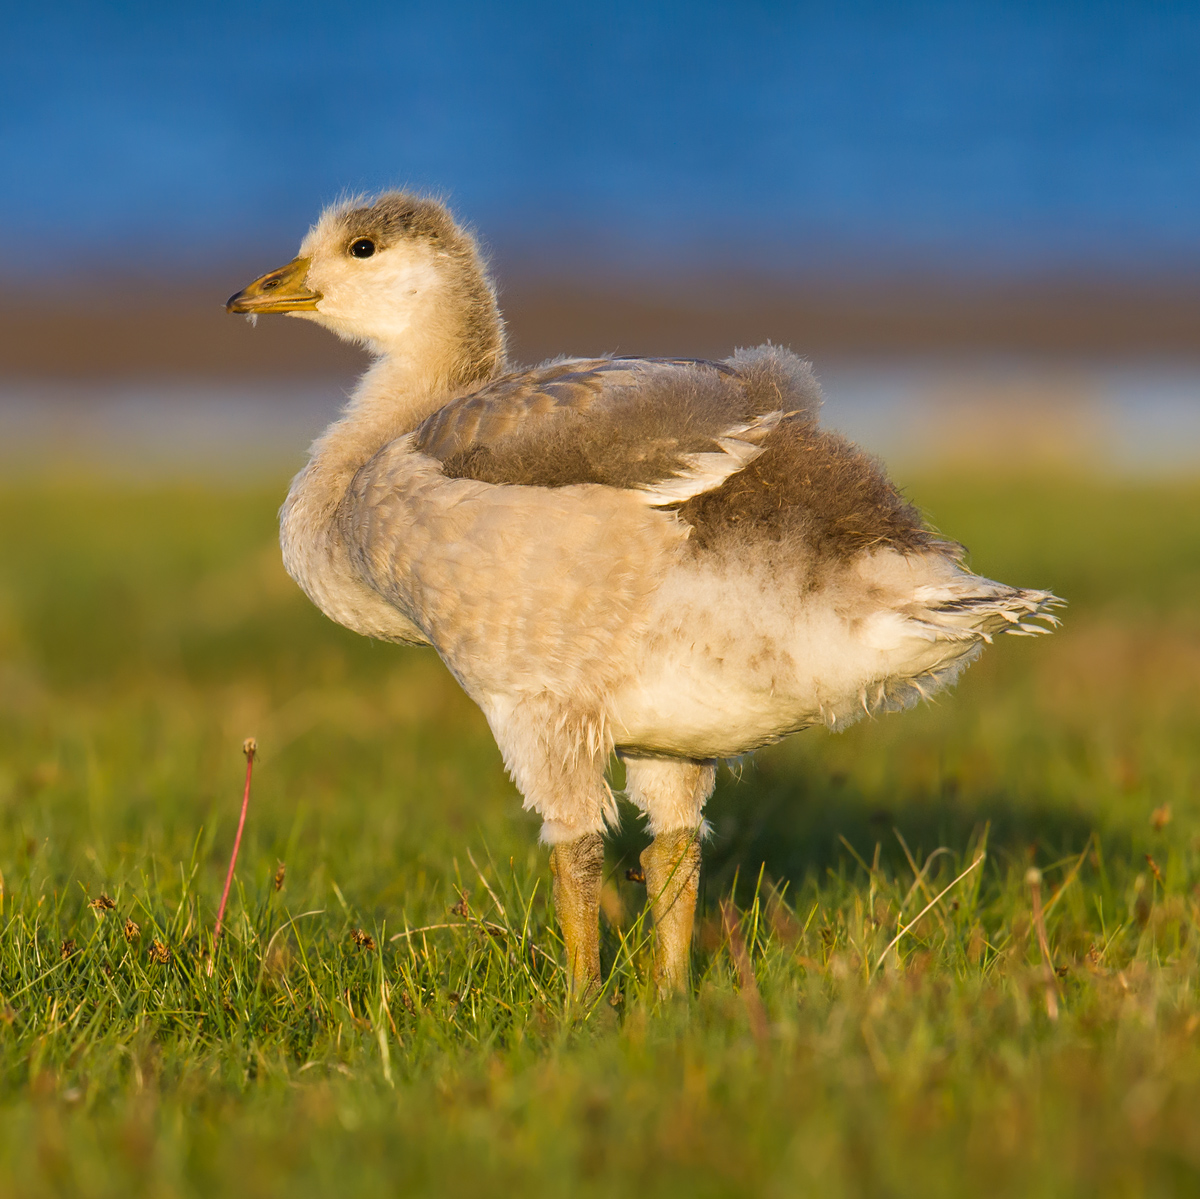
[0,470,1199,1197]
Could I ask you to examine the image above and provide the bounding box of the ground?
[0,471,1197,1198]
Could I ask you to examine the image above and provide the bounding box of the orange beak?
[226,256,321,314]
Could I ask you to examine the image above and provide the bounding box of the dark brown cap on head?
[335,194,460,252]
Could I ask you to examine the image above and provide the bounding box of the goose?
[226,192,1061,996]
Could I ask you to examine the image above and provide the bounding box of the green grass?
[1,472,1199,1198]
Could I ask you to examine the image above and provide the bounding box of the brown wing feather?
[415,358,616,461]
[413,356,754,491]
[410,346,939,563]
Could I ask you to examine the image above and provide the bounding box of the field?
[1,471,1198,1197]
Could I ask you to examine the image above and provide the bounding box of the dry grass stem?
[874,855,984,974]
[1041,836,1095,921]
[1026,868,1059,1021]
[720,900,769,1045]
[214,737,257,943]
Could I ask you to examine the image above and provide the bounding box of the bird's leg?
[640,827,702,994]
[549,831,605,997]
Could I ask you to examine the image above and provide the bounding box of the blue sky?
[3,1,1198,277]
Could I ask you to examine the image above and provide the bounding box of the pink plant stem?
[214,738,256,943]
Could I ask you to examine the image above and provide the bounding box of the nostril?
[262,276,280,290]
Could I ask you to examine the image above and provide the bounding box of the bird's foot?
[640,827,702,994]
[549,831,605,999]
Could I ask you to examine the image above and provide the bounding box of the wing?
[412,355,795,505]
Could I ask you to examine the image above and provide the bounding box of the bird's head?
[227,191,505,384]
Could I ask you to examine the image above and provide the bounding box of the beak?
[226,256,322,314]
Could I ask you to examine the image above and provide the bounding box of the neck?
[296,359,433,509]
[280,348,467,645]
[287,260,507,529]
[338,352,458,456]
[289,343,500,527]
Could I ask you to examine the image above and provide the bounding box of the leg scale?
[640,828,702,994]
[549,832,604,997]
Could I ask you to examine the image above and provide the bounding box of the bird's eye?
[349,238,376,259]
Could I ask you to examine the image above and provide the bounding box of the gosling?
[226,192,1060,996]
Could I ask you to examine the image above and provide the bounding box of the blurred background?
[1,0,1198,475]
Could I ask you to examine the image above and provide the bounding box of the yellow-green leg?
[549,832,605,997]
[640,827,702,994]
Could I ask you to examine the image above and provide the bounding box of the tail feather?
[910,579,1064,644]
[832,557,1064,733]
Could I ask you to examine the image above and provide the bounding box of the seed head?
[123,918,141,942]
[350,928,376,951]
[89,894,116,913]
[59,939,78,961]
[148,939,171,965]
[273,862,286,892]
